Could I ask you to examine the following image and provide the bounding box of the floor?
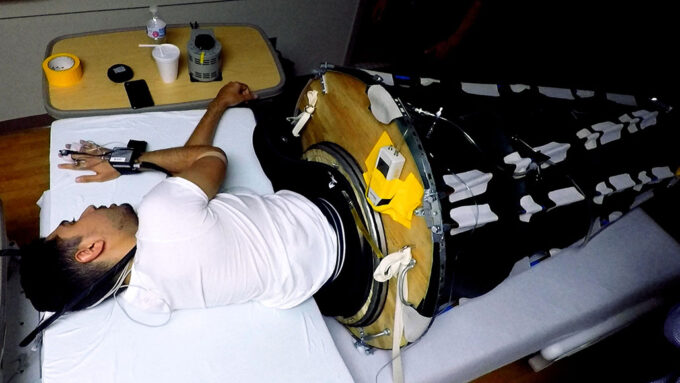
[1,125,49,383]
[1,123,679,382]
[0,125,50,247]
[1,258,43,383]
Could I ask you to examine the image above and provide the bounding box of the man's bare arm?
[185,82,256,147]
[138,145,227,198]
[59,81,256,198]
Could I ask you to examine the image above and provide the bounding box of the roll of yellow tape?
[42,53,83,87]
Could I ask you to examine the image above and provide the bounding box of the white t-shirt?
[123,177,337,310]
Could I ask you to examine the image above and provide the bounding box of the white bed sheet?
[326,208,680,382]
[40,109,353,383]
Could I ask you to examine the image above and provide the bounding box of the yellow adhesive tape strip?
[42,53,83,87]
[363,132,424,228]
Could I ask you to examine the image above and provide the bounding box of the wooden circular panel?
[298,71,434,349]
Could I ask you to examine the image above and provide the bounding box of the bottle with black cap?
[146,5,167,43]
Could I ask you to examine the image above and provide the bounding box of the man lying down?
[19,82,340,319]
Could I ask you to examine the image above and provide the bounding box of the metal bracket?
[398,259,417,307]
[312,63,331,95]
[414,188,439,228]
[353,328,391,355]
[321,73,328,94]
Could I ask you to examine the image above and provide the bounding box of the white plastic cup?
[151,44,180,83]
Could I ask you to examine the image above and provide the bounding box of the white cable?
[87,261,173,327]
[113,284,173,328]
[87,260,134,309]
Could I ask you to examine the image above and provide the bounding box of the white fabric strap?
[538,86,574,100]
[547,186,585,207]
[503,141,571,176]
[290,90,318,137]
[461,82,500,97]
[510,84,531,93]
[519,195,543,223]
[373,247,413,282]
[374,247,414,383]
[442,170,493,203]
[535,142,570,168]
[449,204,499,235]
[591,121,624,145]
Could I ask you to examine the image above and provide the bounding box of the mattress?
[39,109,352,383]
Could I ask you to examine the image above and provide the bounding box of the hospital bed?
[29,109,353,383]
[1,99,679,382]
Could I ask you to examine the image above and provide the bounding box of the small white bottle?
[146,5,167,43]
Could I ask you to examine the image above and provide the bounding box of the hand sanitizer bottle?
[146,5,167,43]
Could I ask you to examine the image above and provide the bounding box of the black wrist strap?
[107,140,171,176]
[126,140,147,157]
[108,140,147,175]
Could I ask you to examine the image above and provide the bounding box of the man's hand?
[186,81,256,147]
[210,81,257,111]
[58,140,121,183]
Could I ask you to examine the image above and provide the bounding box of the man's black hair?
[19,236,114,312]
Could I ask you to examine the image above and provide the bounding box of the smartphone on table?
[124,79,154,109]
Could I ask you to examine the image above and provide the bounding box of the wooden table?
[43,24,285,118]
